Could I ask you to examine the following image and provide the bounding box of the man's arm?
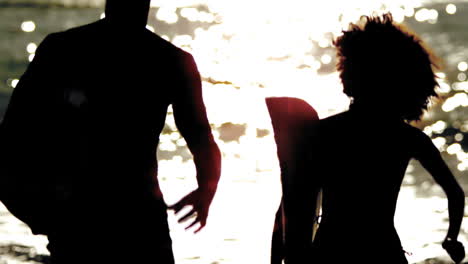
[2,34,57,127]
[0,33,59,235]
[168,51,221,233]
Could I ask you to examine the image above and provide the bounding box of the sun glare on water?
[144,1,468,263]
[4,1,466,263]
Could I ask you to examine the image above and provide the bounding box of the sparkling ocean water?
[0,0,467,263]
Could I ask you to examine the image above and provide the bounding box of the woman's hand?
[442,238,465,263]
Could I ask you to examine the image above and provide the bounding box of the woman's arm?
[413,130,465,262]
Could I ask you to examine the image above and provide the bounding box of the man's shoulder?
[42,20,102,44]
[44,21,190,53]
[68,21,101,35]
[144,30,190,57]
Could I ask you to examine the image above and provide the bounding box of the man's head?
[105,0,151,29]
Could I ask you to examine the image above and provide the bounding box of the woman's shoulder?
[394,123,437,160]
[400,123,430,139]
[321,111,349,123]
[317,111,352,129]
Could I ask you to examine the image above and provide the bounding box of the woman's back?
[311,109,425,263]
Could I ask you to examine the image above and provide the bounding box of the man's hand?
[168,188,215,233]
[442,238,465,264]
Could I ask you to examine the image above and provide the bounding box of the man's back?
[40,20,193,204]
[2,19,200,263]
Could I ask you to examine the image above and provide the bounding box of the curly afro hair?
[334,13,440,121]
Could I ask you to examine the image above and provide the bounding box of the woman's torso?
[310,110,418,262]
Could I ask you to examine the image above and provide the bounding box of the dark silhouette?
[289,14,465,263]
[0,1,221,263]
[266,97,319,264]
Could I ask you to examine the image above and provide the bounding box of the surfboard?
[266,97,320,264]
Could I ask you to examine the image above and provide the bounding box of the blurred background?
[0,0,467,263]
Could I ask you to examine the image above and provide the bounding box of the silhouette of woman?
[294,14,465,264]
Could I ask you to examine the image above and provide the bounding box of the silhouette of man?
[0,1,221,263]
